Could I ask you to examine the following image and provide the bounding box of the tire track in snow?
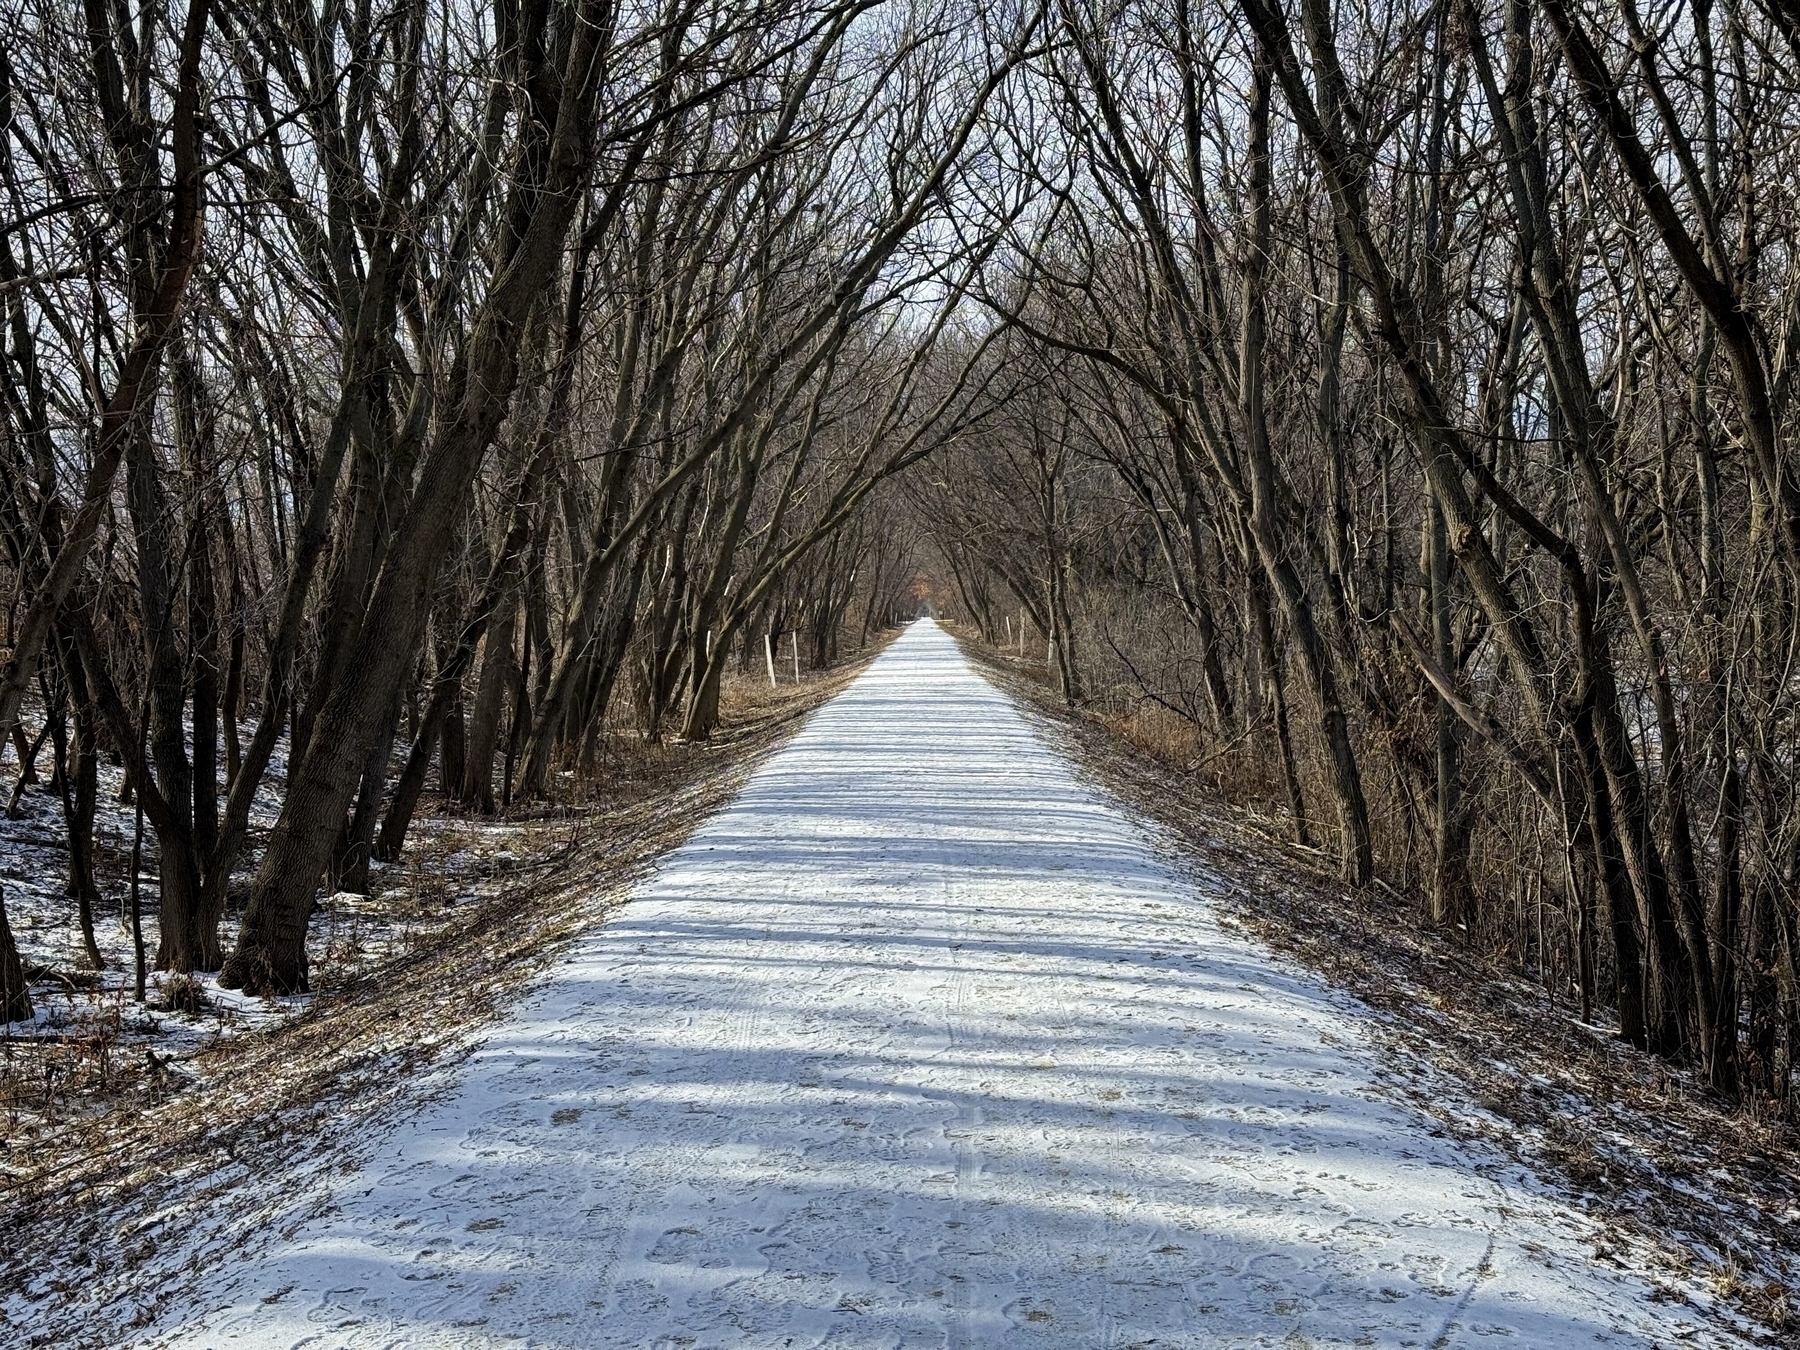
[1426,1235,1498,1350]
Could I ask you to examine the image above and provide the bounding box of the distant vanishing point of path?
[142,621,1726,1348]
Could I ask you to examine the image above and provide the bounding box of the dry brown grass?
[0,637,887,1345]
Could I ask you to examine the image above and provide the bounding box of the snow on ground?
[107,620,1750,1348]
[0,724,532,1063]
[0,732,304,1057]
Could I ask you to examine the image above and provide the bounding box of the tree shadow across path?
[135,622,1738,1349]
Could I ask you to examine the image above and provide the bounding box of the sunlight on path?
[148,621,1723,1348]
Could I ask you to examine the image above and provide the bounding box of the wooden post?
[791,630,801,683]
[1004,614,1012,646]
[764,632,778,687]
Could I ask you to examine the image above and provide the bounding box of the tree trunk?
[337,691,403,895]
[219,2,612,991]
[378,707,443,864]
[54,637,105,969]
[1570,697,1649,1049]
[9,724,37,785]
[1426,498,1468,928]
[439,699,467,798]
[0,889,30,1023]
[460,601,517,812]
[1249,575,1309,847]
[186,399,220,871]
[0,0,212,756]
[129,415,209,971]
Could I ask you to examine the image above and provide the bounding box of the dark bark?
[0,887,30,1023]
[1570,696,1650,1048]
[460,601,517,812]
[439,695,467,799]
[9,725,37,786]
[1249,573,1309,846]
[381,443,557,856]
[0,0,213,749]
[220,0,614,992]
[54,635,105,969]
[337,691,403,895]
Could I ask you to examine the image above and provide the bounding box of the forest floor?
[4,618,1781,1348]
[963,633,1799,1345]
[0,646,878,1347]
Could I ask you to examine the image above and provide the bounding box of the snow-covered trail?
[147,620,1721,1348]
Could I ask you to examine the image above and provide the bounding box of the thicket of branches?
[0,0,1017,1007]
[6,0,1800,1118]
[924,0,1800,1110]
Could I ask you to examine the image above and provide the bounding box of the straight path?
[150,621,1728,1347]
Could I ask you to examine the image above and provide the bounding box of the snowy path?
[147,621,1725,1348]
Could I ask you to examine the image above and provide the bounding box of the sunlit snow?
[137,621,1733,1347]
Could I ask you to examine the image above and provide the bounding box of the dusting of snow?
[0,732,303,1060]
[33,622,1758,1346]
[0,726,543,1075]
